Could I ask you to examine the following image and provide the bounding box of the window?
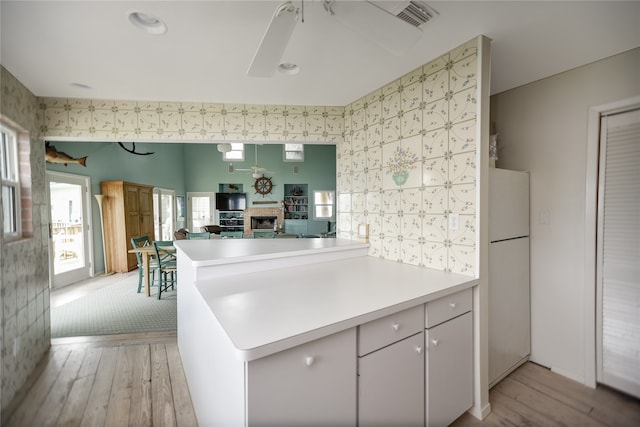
[1,124,21,238]
[223,143,245,161]
[313,190,335,220]
[284,143,304,161]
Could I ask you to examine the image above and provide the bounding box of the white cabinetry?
[175,240,478,426]
[359,333,424,426]
[425,289,473,426]
[247,328,356,426]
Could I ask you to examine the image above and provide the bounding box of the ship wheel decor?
[254,175,274,195]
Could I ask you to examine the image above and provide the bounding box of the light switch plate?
[449,213,459,231]
[357,224,369,240]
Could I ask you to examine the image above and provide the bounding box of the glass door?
[47,171,92,288]
[153,188,175,241]
[187,192,215,232]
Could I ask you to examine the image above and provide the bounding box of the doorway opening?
[187,192,215,232]
[47,171,93,288]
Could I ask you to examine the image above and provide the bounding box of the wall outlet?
[449,213,459,231]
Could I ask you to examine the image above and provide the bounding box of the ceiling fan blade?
[326,0,423,55]
[247,2,298,77]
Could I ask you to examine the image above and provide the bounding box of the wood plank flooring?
[451,362,640,427]
[3,332,197,427]
[4,332,640,426]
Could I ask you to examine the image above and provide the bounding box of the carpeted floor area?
[51,273,176,338]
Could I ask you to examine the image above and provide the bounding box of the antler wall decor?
[117,142,154,156]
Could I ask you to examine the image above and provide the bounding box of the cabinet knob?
[449,302,457,309]
[305,356,315,367]
[431,339,439,347]
[392,323,400,332]
[415,346,423,355]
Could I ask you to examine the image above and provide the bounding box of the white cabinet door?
[359,332,424,426]
[426,312,473,427]
[246,328,356,426]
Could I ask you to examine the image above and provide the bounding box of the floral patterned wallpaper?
[1,35,482,416]
[336,38,479,276]
[1,66,50,411]
[0,34,485,420]
[38,37,481,280]
[40,99,344,143]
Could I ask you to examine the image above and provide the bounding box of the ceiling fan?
[233,145,276,178]
[247,0,438,78]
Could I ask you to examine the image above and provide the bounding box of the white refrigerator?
[488,168,531,387]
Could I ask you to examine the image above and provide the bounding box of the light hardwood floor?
[5,333,639,427]
[3,332,197,427]
[451,362,640,427]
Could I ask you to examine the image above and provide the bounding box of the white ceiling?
[1,1,639,107]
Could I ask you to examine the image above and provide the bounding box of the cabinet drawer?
[359,305,424,356]
[425,288,472,328]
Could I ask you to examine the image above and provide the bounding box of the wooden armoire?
[100,181,155,272]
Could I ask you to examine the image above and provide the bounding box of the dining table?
[128,243,175,297]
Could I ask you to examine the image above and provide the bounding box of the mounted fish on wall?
[45,142,87,167]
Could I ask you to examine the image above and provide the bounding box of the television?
[216,192,247,211]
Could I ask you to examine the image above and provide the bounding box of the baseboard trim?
[469,401,492,420]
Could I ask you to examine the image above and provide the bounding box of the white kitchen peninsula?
[174,238,478,426]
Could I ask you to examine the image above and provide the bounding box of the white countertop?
[194,256,477,361]
[174,238,369,267]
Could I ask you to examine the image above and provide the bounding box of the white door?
[187,192,215,232]
[153,188,175,240]
[597,108,640,398]
[47,171,93,288]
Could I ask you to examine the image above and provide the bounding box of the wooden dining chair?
[221,231,244,238]
[130,236,158,293]
[187,232,211,239]
[153,240,177,299]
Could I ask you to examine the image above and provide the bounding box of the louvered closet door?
[597,108,640,398]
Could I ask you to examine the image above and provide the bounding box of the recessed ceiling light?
[70,82,92,90]
[278,63,300,75]
[128,11,167,35]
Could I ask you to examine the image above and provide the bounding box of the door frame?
[585,95,640,388]
[46,170,95,288]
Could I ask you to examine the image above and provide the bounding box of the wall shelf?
[219,210,244,232]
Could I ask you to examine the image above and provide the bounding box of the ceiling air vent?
[371,1,438,28]
[397,1,436,27]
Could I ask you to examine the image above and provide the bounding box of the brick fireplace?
[244,207,284,236]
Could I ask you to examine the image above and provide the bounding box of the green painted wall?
[46,141,187,274]
[182,143,336,235]
[46,141,335,273]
